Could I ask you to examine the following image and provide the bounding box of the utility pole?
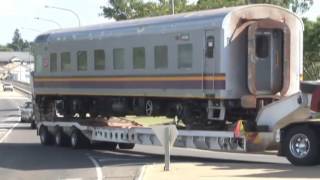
[172,0,175,15]
[34,17,62,28]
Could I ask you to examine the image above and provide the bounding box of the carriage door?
[255,30,273,94]
[204,30,215,91]
[248,24,284,95]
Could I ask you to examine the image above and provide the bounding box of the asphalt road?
[0,88,319,180]
[0,90,158,180]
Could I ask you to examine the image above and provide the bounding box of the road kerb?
[134,165,146,180]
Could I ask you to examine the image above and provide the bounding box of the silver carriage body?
[32,4,303,126]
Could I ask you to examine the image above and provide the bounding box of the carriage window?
[256,35,270,58]
[155,45,168,69]
[77,51,87,71]
[113,48,124,70]
[206,36,215,58]
[133,47,145,69]
[94,50,105,70]
[50,53,57,72]
[61,52,71,71]
[178,44,193,69]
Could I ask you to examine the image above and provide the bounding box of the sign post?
[152,125,178,171]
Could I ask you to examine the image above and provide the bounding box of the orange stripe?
[34,75,225,82]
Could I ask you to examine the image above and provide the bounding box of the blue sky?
[0,0,319,45]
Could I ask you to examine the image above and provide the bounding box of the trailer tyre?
[70,129,90,149]
[30,120,36,129]
[284,126,320,166]
[39,126,53,145]
[104,142,117,151]
[119,143,135,149]
[55,129,69,147]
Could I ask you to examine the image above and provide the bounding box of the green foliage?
[303,18,320,80]
[102,0,195,20]
[196,0,246,9]
[303,61,320,80]
[102,0,313,20]
[0,45,12,52]
[7,29,30,51]
[290,0,313,14]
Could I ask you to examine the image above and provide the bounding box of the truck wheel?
[284,126,320,166]
[70,129,90,149]
[119,143,135,149]
[55,129,69,147]
[39,126,53,145]
[145,99,154,116]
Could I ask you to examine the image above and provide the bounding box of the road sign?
[152,125,178,146]
[152,125,178,171]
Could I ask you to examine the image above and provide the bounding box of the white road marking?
[86,154,103,180]
[0,96,28,100]
[98,157,139,162]
[0,122,19,143]
[0,123,19,128]
[136,165,146,180]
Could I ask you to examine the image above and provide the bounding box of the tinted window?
[94,50,105,70]
[35,34,49,43]
[77,51,87,71]
[50,53,57,72]
[61,52,71,71]
[155,46,168,69]
[178,44,193,69]
[256,35,270,58]
[133,47,145,69]
[113,48,124,70]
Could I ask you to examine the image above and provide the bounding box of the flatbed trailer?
[36,83,320,166]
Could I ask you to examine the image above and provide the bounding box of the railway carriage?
[33,4,303,130]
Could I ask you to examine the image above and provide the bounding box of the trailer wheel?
[55,129,69,147]
[119,143,135,149]
[30,120,36,129]
[39,126,53,145]
[104,142,118,150]
[284,126,320,166]
[70,129,90,149]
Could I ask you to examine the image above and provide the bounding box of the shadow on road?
[0,108,19,112]
[0,141,319,179]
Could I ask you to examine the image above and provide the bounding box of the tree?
[7,29,29,51]
[0,45,12,52]
[102,0,195,20]
[102,0,313,21]
[196,0,313,12]
[302,18,320,80]
[290,0,313,14]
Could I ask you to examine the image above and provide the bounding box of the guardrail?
[12,81,32,95]
[2,80,32,95]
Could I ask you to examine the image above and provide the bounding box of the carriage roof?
[35,4,302,43]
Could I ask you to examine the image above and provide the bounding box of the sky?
[0,0,319,45]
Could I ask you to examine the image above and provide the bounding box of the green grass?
[125,116,175,127]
